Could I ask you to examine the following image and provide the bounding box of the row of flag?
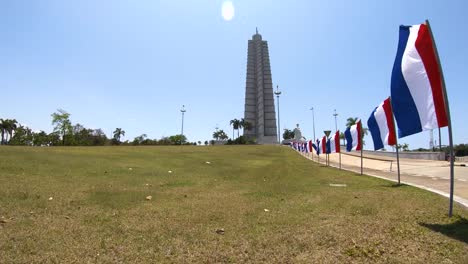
[293,22,450,153]
[291,21,455,217]
[291,125,360,155]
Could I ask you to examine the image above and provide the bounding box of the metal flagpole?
[338,130,342,170]
[339,150,342,170]
[426,19,455,217]
[438,127,442,151]
[388,97,401,185]
[360,120,363,175]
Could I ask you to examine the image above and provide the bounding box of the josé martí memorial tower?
[243,29,278,144]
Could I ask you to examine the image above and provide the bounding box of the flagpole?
[360,121,363,175]
[426,19,455,217]
[388,97,401,185]
[339,152,342,170]
[338,131,342,170]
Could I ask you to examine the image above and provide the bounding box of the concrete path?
[297,151,468,209]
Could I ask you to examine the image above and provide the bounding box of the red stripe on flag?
[415,24,448,128]
[356,120,362,151]
[335,131,340,153]
[383,98,397,146]
[322,136,327,153]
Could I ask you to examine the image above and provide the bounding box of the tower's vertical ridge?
[243,30,277,144]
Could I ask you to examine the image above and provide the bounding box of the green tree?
[113,128,125,144]
[212,130,228,141]
[397,143,409,152]
[212,130,220,141]
[230,119,241,139]
[0,119,5,144]
[283,129,295,140]
[0,119,18,144]
[132,134,148,145]
[48,132,61,146]
[218,130,228,141]
[51,109,72,145]
[168,134,187,145]
[9,125,32,145]
[240,118,252,135]
[33,131,49,146]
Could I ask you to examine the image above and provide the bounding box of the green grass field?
[0,146,467,263]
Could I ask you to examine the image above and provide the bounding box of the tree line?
[0,109,198,146]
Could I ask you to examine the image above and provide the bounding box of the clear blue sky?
[1,0,467,149]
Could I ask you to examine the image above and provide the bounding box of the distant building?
[243,29,278,144]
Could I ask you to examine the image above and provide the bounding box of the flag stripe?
[382,99,397,145]
[402,25,439,130]
[374,102,390,145]
[356,121,362,151]
[335,131,340,153]
[368,109,384,150]
[415,24,448,128]
[391,26,422,137]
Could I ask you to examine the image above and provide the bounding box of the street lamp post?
[274,85,282,144]
[180,105,186,144]
[310,107,316,141]
[333,109,338,132]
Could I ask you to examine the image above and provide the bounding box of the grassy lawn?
[0,146,467,263]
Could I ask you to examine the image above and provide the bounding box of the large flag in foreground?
[368,98,397,150]
[391,23,448,138]
[345,120,362,152]
[326,131,340,154]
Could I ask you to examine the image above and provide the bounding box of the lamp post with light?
[274,85,282,144]
[180,105,186,144]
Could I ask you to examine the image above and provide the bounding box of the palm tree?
[0,119,18,144]
[230,119,240,139]
[212,130,220,141]
[7,119,18,144]
[240,118,252,136]
[218,130,228,141]
[0,119,5,145]
[113,128,125,143]
[345,117,359,128]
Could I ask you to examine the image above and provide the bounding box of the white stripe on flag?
[374,102,390,145]
[402,24,438,130]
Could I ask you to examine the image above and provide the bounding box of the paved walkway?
[297,151,468,209]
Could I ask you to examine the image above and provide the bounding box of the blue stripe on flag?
[367,107,384,150]
[391,25,422,138]
[345,127,353,152]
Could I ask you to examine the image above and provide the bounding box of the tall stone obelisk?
[243,29,278,144]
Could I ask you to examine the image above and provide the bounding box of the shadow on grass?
[419,216,468,244]
[385,183,409,188]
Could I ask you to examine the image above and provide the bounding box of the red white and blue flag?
[367,98,397,150]
[345,120,362,152]
[391,23,448,138]
[326,131,340,154]
[313,139,320,155]
[307,140,314,153]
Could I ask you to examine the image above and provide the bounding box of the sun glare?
[221,1,235,21]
